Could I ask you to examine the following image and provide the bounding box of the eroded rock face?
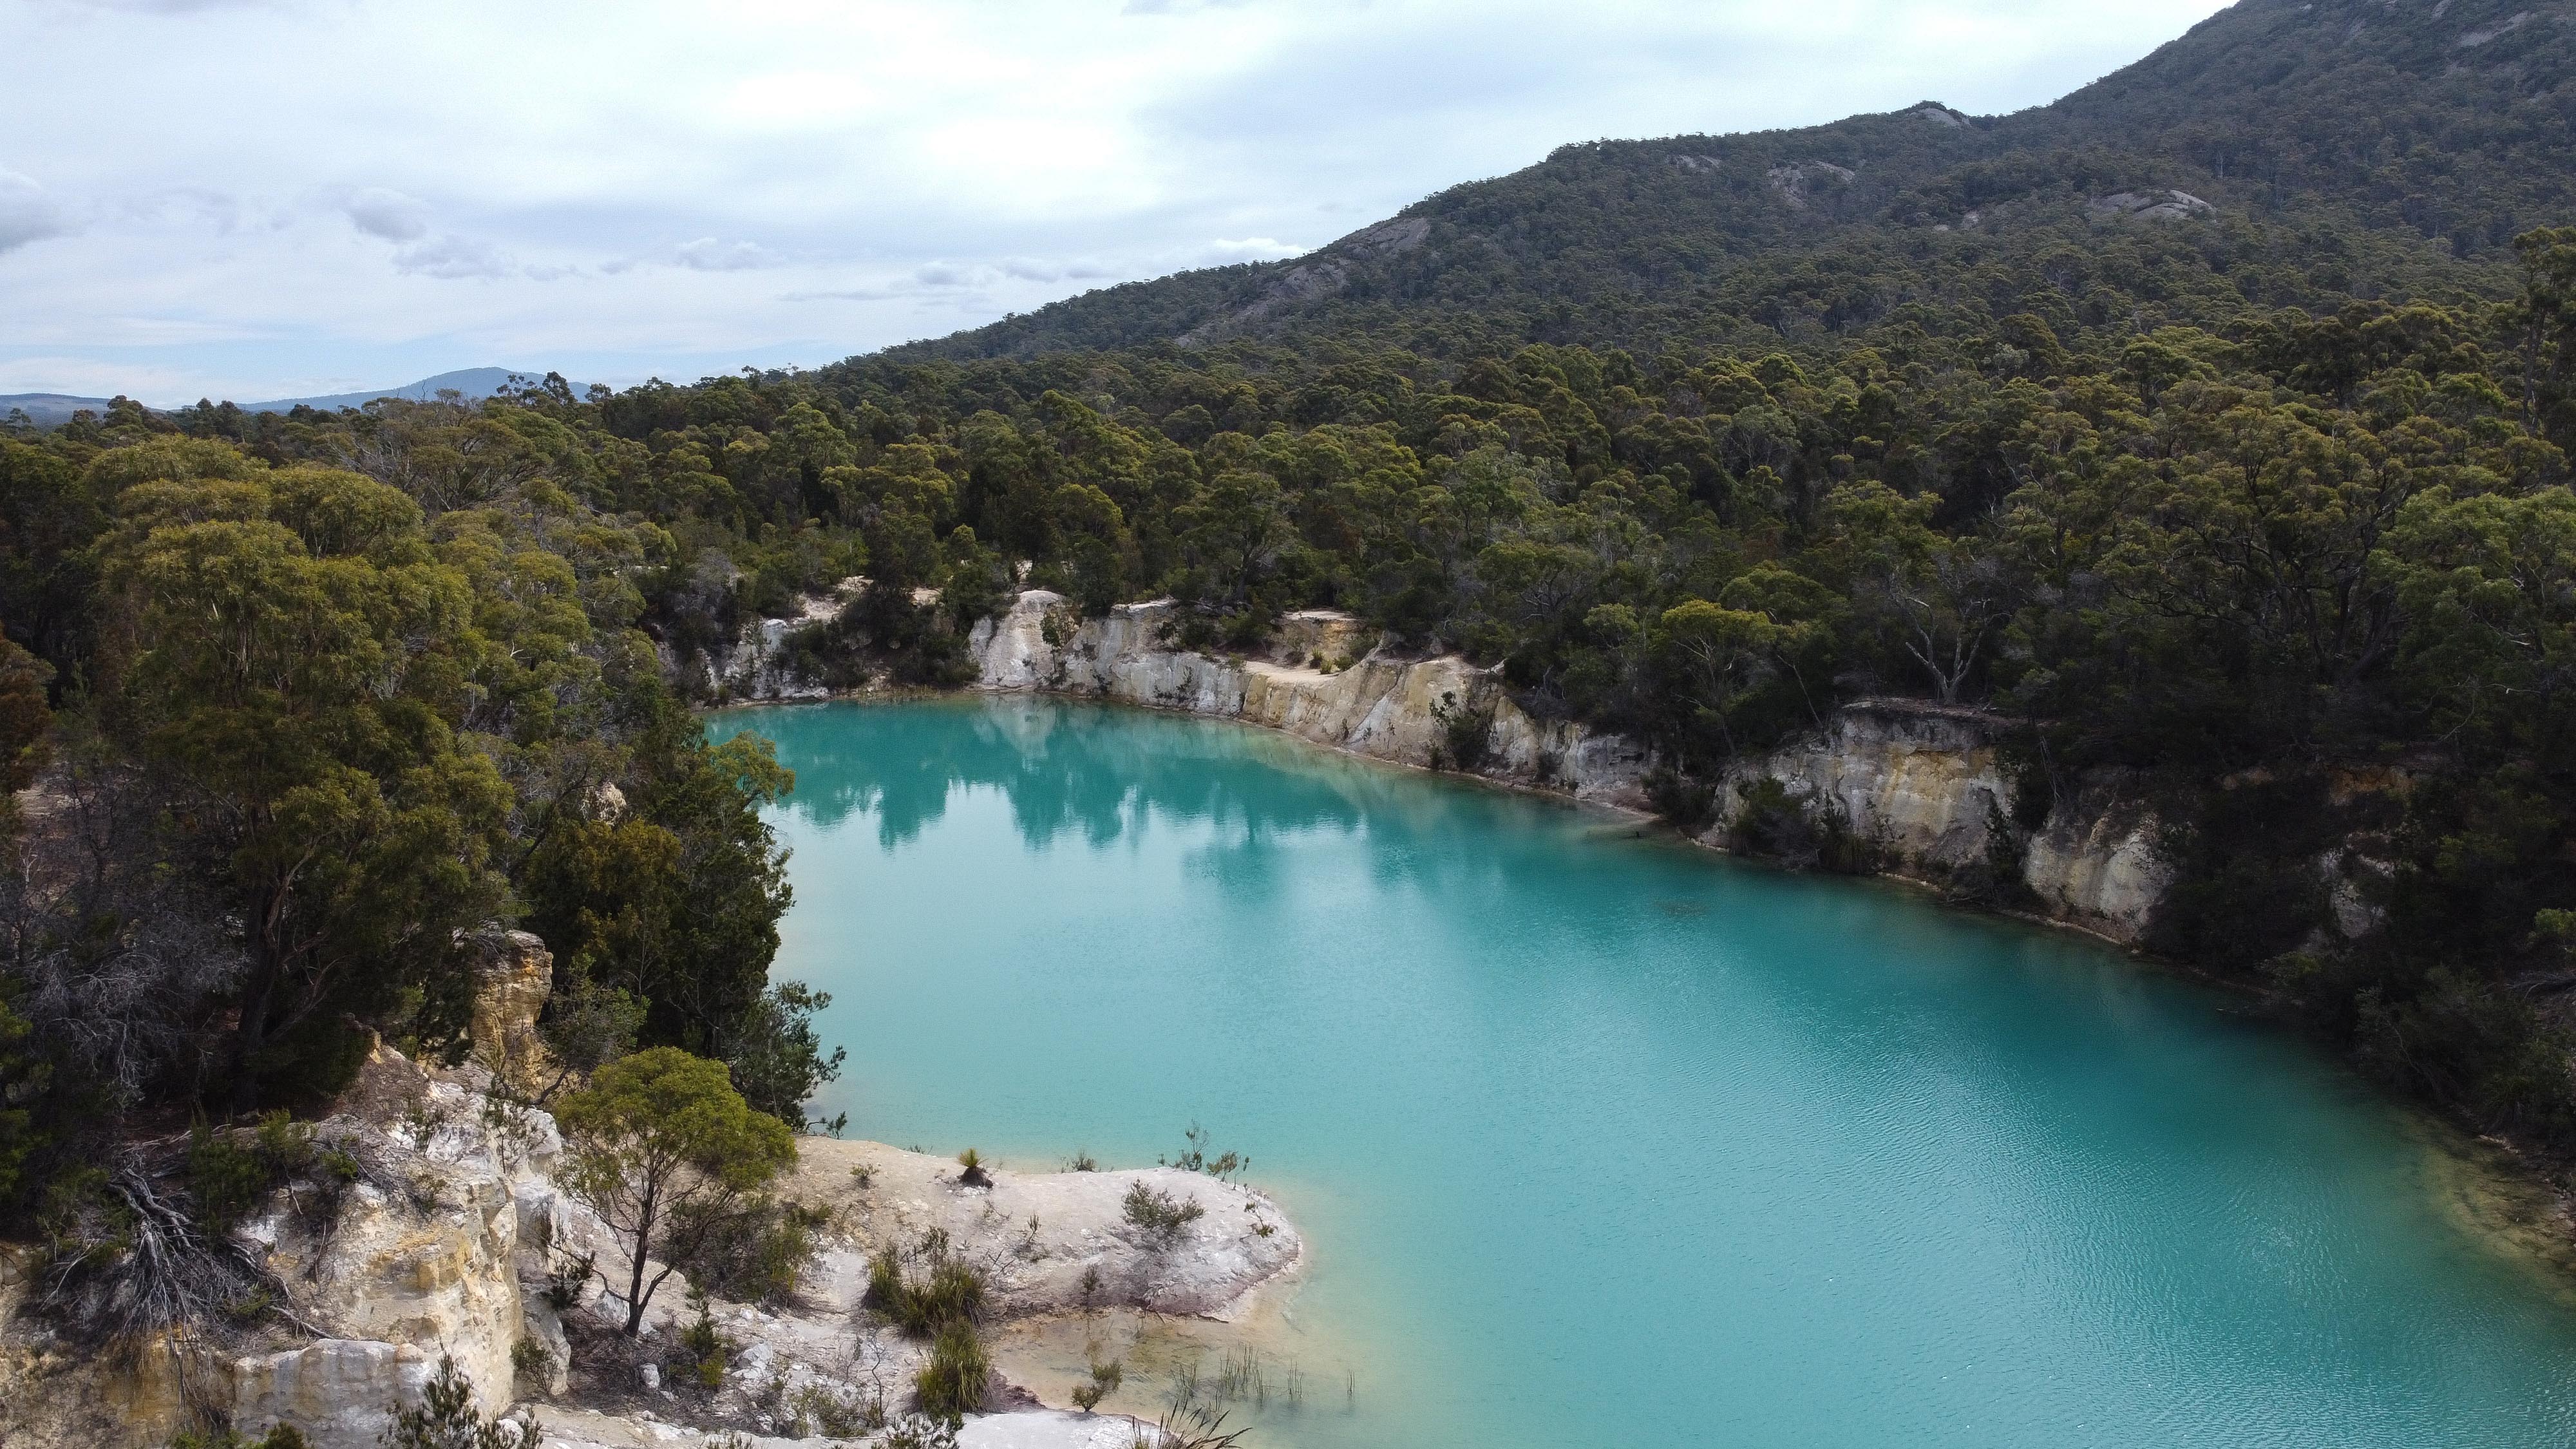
[231,1339,436,1448]
[0,1283,207,1449]
[469,929,558,1097]
[233,1048,564,1439]
[2024,781,2174,942]
[1718,704,2013,876]
[969,592,1652,810]
[968,593,2190,939]
[0,1048,569,1449]
[2090,189,2216,223]
[709,583,859,701]
[1714,701,2177,943]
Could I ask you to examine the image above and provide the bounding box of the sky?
[0,0,2235,406]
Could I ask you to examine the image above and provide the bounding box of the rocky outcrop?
[1712,701,2177,943]
[1177,218,1431,348]
[469,929,558,1097]
[2089,189,2216,223]
[229,1340,439,1448]
[238,1048,560,1437]
[786,1140,1299,1321]
[2023,779,2170,942]
[969,592,1651,809]
[1767,160,1857,208]
[967,591,2186,941]
[0,1046,562,1449]
[695,582,862,703]
[1,1032,1307,1449]
[1716,703,2014,876]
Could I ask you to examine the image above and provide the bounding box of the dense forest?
[4,0,2576,1286]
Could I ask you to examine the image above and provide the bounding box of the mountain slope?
[0,394,118,428]
[238,366,569,413]
[888,0,2573,363]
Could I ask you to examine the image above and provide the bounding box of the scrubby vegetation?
[1122,1182,1206,1247]
[859,1229,994,1422]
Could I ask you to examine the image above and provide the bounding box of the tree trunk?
[623,1194,658,1335]
[227,887,286,1115]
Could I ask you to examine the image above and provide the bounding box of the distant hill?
[235,367,579,413]
[6,368,589,430]
[0,394,119,429]
[880,0,2574,363]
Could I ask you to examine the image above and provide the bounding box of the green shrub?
[880,1414,958,1449]
[1727,777,1812,860]
[186,1111,321,1236]
[1122,1182,1204,1246]
[1160,1122,1247,1181]
[790,1383,886,1439]
[677,1287,734,1392]
[913,1316,992,1421]
[1646,766,1721,835]
[863,1246,905,1318]
[1072,1358,1124,1413]
[676,1198,827,1307]
[863,1233,987,1338]
[510,1336,554,1390]
[383,1355,515,1449]
[1430,689,1497,773]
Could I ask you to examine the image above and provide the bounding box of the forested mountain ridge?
[900,0,2573,362]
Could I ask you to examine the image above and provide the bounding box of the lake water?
[717,696,2576,1448]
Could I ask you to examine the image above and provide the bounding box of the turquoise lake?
[718,696,2576,1448]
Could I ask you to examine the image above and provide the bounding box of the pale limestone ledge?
[968,591,2174,943]
[969,591,1654,811]
[0,1045,1301,1449]
[736,582,2162,947]
[1707,702,2175,943]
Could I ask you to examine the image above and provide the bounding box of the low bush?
[675,1198,827,1307]
[788,1382,886,1439]
[1646,766,1721,835]
[510,1335,554,1392]
[862,1233,987,1338]
[913,1316,992,1421]
[1072,1358,1123,1413]
[1121,1182,1204,1246]
[1161,1122,1246,1180]
[184,1112,347,1236]
[383,1355,517,1449]
[676,1288,734,1392]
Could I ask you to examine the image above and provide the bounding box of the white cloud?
[0,0,2239,402]
[999,256,1122,282]
[343,186,430,242]
[392,233,513,279]
[674,237,777,271]
[0,171,71,254]
[1204,236,1306,262]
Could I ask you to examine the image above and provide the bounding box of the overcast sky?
[1,0,2233,405]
